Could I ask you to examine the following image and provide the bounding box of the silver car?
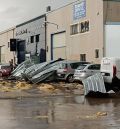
[56,61,90,82]
[74,64,100,82]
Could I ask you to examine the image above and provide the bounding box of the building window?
[80,20,89,33]
[70,24,78,35]
[85,21,89,31]
[30,36,34,43]
[80,54,86,61]
[95,49,99,58]
[36,34,40,42]
[80,22,85,33]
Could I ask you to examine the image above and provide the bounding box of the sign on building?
[73,0,86,20]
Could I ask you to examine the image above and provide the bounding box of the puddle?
[0,96,119,129]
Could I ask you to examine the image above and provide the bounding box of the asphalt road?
[0,95,120,129]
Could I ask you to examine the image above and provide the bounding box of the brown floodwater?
[0,95,120,129]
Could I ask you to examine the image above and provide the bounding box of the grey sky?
[0,0,76,31]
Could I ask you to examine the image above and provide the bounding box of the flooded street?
[0,95,120,129]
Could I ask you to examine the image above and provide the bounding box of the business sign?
[73,0,86,20]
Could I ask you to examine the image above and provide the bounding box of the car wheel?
[67,75,74,83]
[0,72,2,77]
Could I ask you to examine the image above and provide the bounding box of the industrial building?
[15,14,46,64]
[0,27,15,63]
[46,0,120,63]
[0,0,120,64]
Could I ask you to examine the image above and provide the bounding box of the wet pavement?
[0,95,120,129]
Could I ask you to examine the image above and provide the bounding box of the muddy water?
[0,96,120,129]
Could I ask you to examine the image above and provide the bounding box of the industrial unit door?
[52,32,66,60]
[105,24,120,57]
[17,40,25,64]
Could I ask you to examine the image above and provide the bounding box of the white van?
[101,57,120,92]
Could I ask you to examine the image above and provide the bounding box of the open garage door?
[51,31,66,60]
[105,24,120,57]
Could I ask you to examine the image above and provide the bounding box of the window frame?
[95,49,99,58]
[30,36,34,43]
[70,24,79,35]
[80,54,86,61]
[35,34,40,42]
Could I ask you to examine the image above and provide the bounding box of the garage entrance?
[51,31,66,60]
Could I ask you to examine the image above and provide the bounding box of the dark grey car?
[56,61,90,82]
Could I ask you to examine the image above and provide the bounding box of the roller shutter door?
[52,32,66,60]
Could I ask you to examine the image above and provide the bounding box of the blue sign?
[73,1,86,20]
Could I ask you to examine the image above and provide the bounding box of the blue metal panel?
[73,0,86,20]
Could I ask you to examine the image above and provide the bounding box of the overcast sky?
[0,0,76,31]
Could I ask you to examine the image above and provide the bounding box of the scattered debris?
[34,115,48,119]
[37,84,55,92]
[15,82,32,90]
[96,112,107,116]
[82,73,107,96]
[10,59,34,80]
[78,111,107,120]
[11,59,64,84]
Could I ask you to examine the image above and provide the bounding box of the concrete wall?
[46,0,104,63]
[104,0,120,23]
[0,28,15,63]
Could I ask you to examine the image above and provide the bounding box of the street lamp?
[44,21,59,29]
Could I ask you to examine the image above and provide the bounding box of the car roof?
[77,63,100,67]
[0,63,10,66]
[59,60,90,64]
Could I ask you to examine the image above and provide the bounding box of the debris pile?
[0,80,82,96]
[82,73,107,96]
[15,82,32,90]
[0,81,32,92]
[37,84,55,93]
[10,59,64,84]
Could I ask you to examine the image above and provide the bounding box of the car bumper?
[56,73,67,80]
[74,75,88,81]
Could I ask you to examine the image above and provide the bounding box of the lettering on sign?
[16,29,28,36]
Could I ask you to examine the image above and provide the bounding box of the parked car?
[74,64,100,82]
[0,64,12,77]
[56,61,90,82]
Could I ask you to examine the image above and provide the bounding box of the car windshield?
[77,64,87,70]
[59,63,68,69]
[70,62,90,69]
